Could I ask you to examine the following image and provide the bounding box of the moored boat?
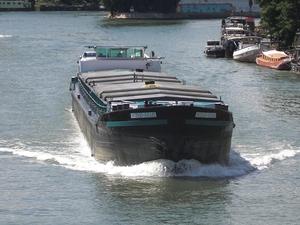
[222,26,250,40]
[256,50,291,70]
[291,58,300,73]
[221,17,253,58]
[204,40,225,58]
[222,16,255,34]
[70,68,234,166]
[233,36,261,63]
[222,37,241,58]
[291,31,300,73]
[291,47,300,73]
[78,45,163,73]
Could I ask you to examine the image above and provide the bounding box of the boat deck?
[79,70,219,102]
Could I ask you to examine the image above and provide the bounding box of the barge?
[70,46,234,165]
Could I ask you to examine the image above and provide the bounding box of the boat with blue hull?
[70,68,234,165]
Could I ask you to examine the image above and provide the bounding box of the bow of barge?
[70,69,234,165]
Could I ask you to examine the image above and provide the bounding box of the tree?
[59,0,100,6]
[257,0,300,48]
[59,0,73,5]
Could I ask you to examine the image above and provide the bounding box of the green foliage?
[59,0,73,5]
[103,0,180,13]
[59,0,100,5]
[257,0,300,48]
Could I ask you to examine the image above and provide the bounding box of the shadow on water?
[94,173,231,200]
[90,173,233,224]
[101,18,187,28]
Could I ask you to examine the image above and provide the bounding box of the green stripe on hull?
[105,119,168,127]
[185,119,232,127]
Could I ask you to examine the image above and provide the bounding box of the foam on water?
[1,135,299,178]
[0,34,12,38]
[244,149,299,170]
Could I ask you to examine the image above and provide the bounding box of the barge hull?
[72,90,233,166]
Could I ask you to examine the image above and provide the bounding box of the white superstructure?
[78,46,163,73]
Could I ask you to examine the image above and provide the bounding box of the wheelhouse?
[94,46,146,59]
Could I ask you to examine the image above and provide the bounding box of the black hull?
[291,62,300,73]
[205,49,225,58]
[71,88,234,166]
[223,39,239,58]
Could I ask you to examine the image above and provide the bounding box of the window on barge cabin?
[95,47,143,58]
[108,48,143,58]
[96,48,108,58]
[109,48,127,58]
[127,48,143,58]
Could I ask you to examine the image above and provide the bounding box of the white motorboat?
[78,46,163,73]
[221,17,256,58]
[233,36,262,63]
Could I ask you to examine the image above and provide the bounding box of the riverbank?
[38,4,103,11]
[0,0,106,12]
[35,0,105,11]
[0,5,259,18]
[109,11,260,20]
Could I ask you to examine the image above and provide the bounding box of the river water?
[0,11,299,225]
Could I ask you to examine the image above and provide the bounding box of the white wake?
[0,34,12,38]
[0,136,299,178]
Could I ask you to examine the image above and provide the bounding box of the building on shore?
[177,0,260,17]
[0,0,33,11]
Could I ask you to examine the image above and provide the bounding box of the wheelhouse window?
[95,48,108,57]
[95,47,144,58]
[109,48,127,57]
[127,48,143,58]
